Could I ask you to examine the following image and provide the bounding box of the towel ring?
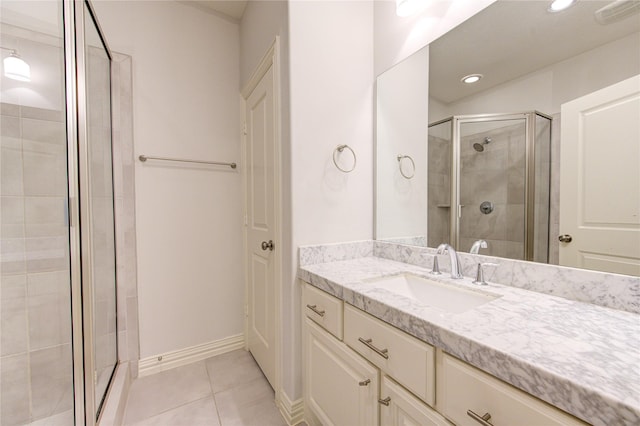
[333,144,356,173]
[397,155,415,179]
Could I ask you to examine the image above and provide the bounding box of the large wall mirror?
[375,0,640,276]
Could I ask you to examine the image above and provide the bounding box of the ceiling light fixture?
[461,74,483,84]
[1,47,31,82]
[548,0,576,13]
[396,0,427,17]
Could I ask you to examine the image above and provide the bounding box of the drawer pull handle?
[358,337,389,359]
[467,410,492,426]
[306,304,325,317]
[378,397,391,406]
[358,379,371,386]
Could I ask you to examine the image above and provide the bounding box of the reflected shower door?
[427,119,452,247]
[80,3,118,418]
[458,118,527,259]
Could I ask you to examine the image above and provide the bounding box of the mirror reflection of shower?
[427,112,551,262]
[473,137,492,152]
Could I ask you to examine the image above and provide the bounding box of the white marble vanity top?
[298,255,640,426]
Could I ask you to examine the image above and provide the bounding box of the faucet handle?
[431,256,442,275]
[472,262,498,285]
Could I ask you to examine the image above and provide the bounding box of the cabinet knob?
[467,410,492,426]
[358,379,371,386]
[378,397,391,406]
[261,240,274,251]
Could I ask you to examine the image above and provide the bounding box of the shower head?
[473,137,492,152]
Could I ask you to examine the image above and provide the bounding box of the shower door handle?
[558,234,573,243]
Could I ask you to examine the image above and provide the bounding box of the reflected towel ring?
[333,144,356,173]
[397,155,415,179]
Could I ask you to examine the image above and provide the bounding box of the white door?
[245,61,277,387]
[559,75,640,275]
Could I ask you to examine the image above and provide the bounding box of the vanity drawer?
[344,303,435,406]
[437,352,588,426]
[303,282,344,340]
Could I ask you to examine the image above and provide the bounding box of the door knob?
[558,234,573,243]
[261,240,274,251]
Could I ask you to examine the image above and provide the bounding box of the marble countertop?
[298,256,640,426]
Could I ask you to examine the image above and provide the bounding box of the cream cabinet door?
[305,319,379,426]
[380,376,451,426]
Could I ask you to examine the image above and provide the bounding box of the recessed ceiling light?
[548,0,576,13]
[461,74,482,84]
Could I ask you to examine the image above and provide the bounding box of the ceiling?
[187,0,248,20]
[429,0,640,104]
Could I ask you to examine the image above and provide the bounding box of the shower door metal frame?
[64,0,118,424]
[442,111,551,261]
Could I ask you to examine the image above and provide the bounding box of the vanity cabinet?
[302,281,587,426]
[305,318,379,426]
[303,282,447,426]
[437,352,588,426]
[380,376,451,426]
[343,303,435,406]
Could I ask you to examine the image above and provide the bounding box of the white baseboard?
[278,390,304,426]
[138,334,245,377]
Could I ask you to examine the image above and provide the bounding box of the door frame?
[240,36,283,406]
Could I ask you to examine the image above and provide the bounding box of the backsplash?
[299,240,640,314]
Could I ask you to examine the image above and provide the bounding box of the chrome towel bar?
[138,154,236,169]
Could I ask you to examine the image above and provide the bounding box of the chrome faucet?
[469,239,488,254]
[436,243,463,279]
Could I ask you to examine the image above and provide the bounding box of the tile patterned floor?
[123,350,287,426]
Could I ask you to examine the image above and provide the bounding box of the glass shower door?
[427,119,452,248]
[0,1,74,424]
[79,3,118,419]
[457,117,527,259]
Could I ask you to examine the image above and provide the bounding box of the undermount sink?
[365,273,500,314]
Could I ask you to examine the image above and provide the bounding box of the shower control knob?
[558,234,573,243]
[479,201,494,215]
[261,240,274,251]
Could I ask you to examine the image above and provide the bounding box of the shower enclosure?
[1,1,118,424]
[427,112,551,262]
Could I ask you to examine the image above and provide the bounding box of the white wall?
[93,1,244,358]
[432,32,640,120]
[289,0,374,398]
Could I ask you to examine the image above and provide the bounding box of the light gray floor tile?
[130,397,220,426]
[124,362,212,425]
[205,349,264,393]
[214,377,285,426]
[216,394,286,426]
[124,350,287,426]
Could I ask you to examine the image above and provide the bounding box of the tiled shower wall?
[1,102,74,424]
[458,123,528,259]
[0,52,137,425]
[427,134,450,248]
[111,52,139,377]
